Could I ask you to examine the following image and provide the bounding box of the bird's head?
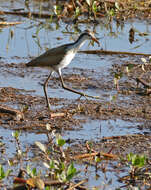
[81,30,100,46]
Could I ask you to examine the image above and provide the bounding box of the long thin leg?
[58,70,100,99]
[43,71,53,110]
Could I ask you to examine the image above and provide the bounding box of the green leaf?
[26,165,32,176]
[127,64,135,70]
[12,131,20,139]
[92,1,97,12]
[53,5,62,15]
[45,186,50,190]
[66,163,77,181]
[127,152,133,162]
[75,7,80,17]
[56,136,66,147]
[114,72,123,79]
[59,170,66,182]
[60,162,65,171]
[139,155,146,167]
[110,95,117,102]
[127,153,146,167]
[32,168,37,176]
[0,165,5,180]
[108,8,115,16]
[132,155,146,167]
[95,156,101,163]
[49,160,55,169]
[5,169,12,178]
[26,165,37,177]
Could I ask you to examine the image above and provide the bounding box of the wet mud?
[1,56,151,138]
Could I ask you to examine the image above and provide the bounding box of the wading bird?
[26,30,100,110]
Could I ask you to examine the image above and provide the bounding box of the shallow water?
[0,1,151,188]
[64,118,149,142]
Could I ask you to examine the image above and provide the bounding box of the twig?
[0,21,22,26]
[136,77,151,88]
[86,141,95,153]
[67,179,88,190]
[101,134,148,141]
[0,105,24,120]
[14,177,64,186]
[79,50,151,56]
[50,112,66,118]
[0,10,57,19]
[13,177,26,184]
[73,152,118,160]
[44,179,64,186]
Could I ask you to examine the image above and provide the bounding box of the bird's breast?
[59,50,76,69]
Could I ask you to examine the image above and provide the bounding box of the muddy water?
[0,1,151,188]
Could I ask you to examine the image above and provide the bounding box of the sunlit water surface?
[0,5,151,188]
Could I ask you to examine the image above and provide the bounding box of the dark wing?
[26,44,69,67]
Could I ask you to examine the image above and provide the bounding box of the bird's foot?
[80,93,100,100]
[47,104,52,112]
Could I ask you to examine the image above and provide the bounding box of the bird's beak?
[92,37,100,47]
